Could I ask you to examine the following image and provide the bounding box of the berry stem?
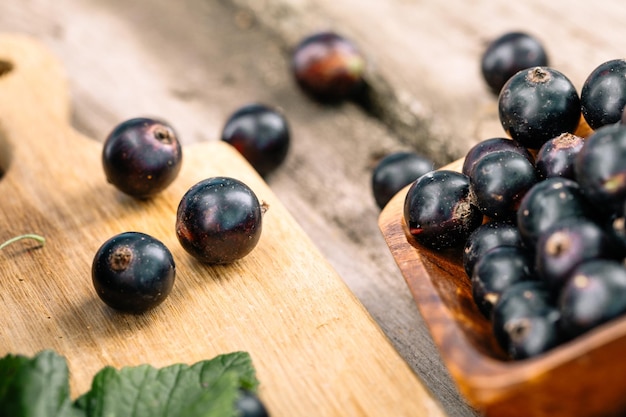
[0,234,46,251]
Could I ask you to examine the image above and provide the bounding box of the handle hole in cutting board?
[0,59,14,178]
[0,59,13,77]
[0,125,11,179]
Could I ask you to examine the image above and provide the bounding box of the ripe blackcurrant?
[403,170,483,250]
[462,137,533,177]
[559,259,626,339]
[371,151,434,209]
[498,66,580,149]
[235,390,269,417]
[471,245,535,319]
[102,117,183,198]
[535,133,584,180]
[574,122,626,216]
[492,280,561,360]
[92,232,176,313]
[176,177,263,264]
[480,31,549,95]
[535,217,620,293]
[581,59,626,130]
[463,220,524,277]
[610,202,626,252]
[516,177,593,247]
[469,150,538,219]
[221,103,290,177]
[291,31,366,103]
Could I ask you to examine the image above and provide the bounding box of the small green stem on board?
[0,234,46,251]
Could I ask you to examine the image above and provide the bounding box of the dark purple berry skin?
[480,32,549,95]
[371,151,434,209]
[492,281,561,360]
[221,104,290,177]
[92,232,176,313]
[575,123,626,216]
[236,390,269,417]
[462,137,534,177]
[535,218,620,293]
[463,220,524,277]
[403,170,483,250]
[581,59,626,130]
[291,31,366,103]
[559,259,626,339]
[471,245,535,319]
[610,202,626,253]
[176,177,263,264]
[498,66,581,149]
[469,150,538,219]
[535,133,584,180]
[102,117,183,198]
[516,177,594,247]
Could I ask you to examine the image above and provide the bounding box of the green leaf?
[74,351,259,417]
[198,351,258,392]
[0,350,84,417]
[0,350,258,417]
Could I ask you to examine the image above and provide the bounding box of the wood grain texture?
[228,0,626,162]
[0,2,477,415]
[1,1,625,416]
[0,34,446,417]
[378,158,626,417]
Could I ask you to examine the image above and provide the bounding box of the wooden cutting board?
[0,34,446,416]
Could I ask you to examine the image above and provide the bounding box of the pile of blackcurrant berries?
[404,56,626,360]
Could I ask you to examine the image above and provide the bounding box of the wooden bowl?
[378,158,626,417]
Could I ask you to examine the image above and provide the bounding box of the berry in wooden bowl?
[378,156,626,417]
[480,31,549,96]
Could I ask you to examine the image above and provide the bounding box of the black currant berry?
[469,150,538,219]
[221,103,290,177]
[575,123,626,216]
[535,133,584,180]
[480,31,549,95]
[581,59,626,130]
[92,232,176,313]
[102,117,183,198]
[235,390,269,417]
[463,220,524,277]
[498,66,581,149]
[371,151,434,209]
[492,280,561,360]
[176,177,263,264]
[610,202,626,253]
[291,31,366,103]
[471,245,535,319]
[462,137,534,177]
[535,217,620,293]
[516,177,594,247]
[403,170,483,250]
[559,259,626,339]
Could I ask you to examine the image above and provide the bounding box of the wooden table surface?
[1,1,624,416]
